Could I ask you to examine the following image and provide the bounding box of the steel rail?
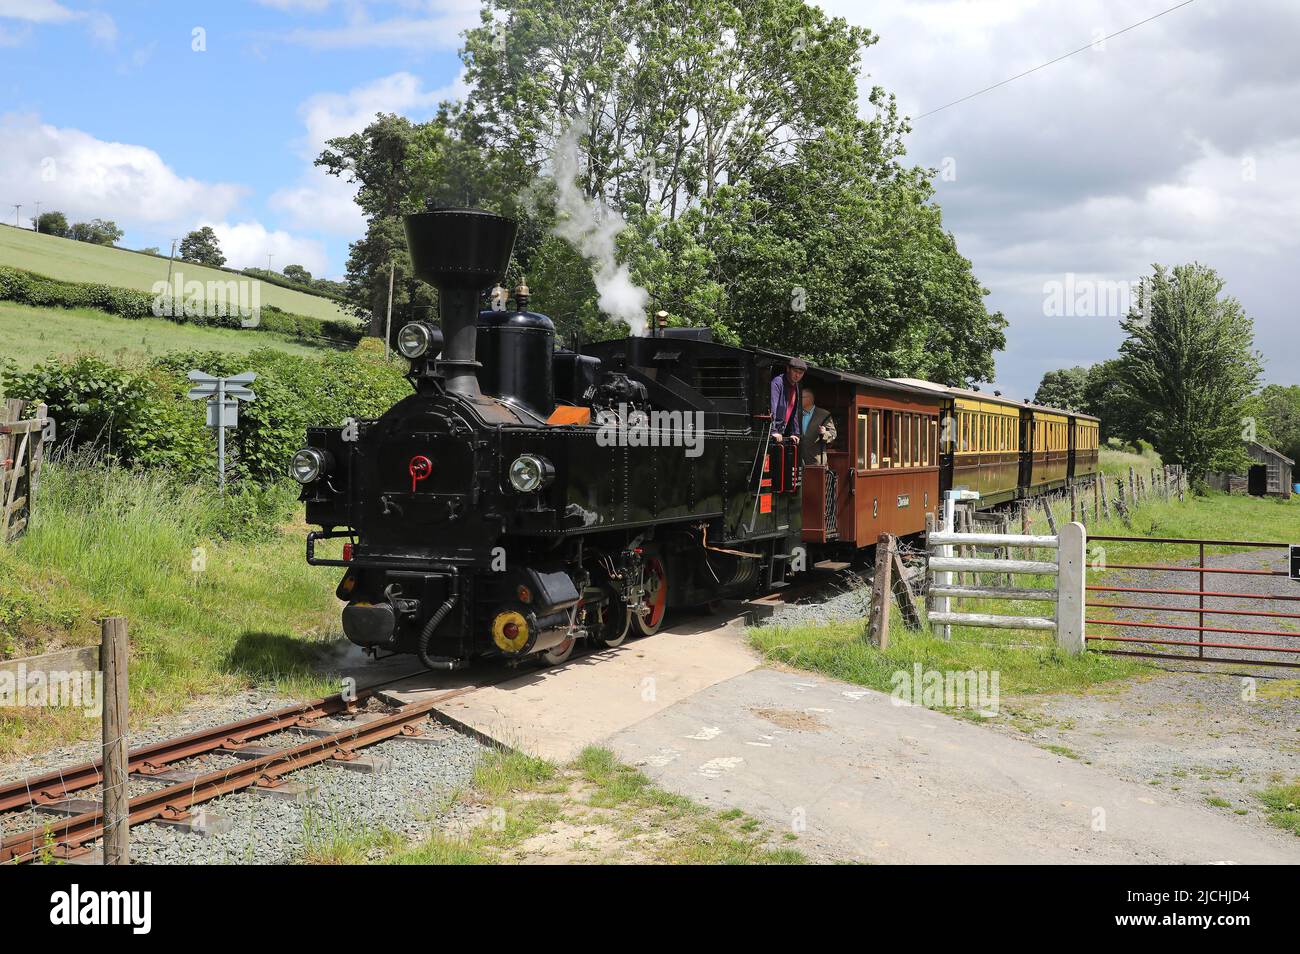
[0,681,488,864]
[0,693,368,814]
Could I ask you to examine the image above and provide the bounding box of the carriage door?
[1018,412,1033,491]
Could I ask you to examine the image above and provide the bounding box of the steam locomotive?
[293,207,1100,669]
[293,207,806,669]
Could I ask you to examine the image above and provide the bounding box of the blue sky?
[2,1,1297,397]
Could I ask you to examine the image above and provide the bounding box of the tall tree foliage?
[1117,263,1261,477]
[1033,367,1088,411]
[326,0,1006,377]
[179,226,225,266]
[1244,384,1300,465]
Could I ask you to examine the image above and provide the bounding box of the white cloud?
[270,70,466,236]
[255,0,333,11]
[0,0,115,45]
[813,0,1300,392]
[0,0,77,23]
[0,113,246,228]
[206,220,330,277]
[282,0,481,50]
[297,70,463,155]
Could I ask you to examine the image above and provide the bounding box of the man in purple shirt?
[769,357,807,444]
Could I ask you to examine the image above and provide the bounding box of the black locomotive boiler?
[293,207,804,668]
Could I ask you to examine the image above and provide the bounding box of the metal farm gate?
[1085,535,1300,669]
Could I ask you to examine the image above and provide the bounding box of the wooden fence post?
[1056,522,1087,655]
[1093,477,1101,523]
[102,617,130,865]
[1099,476,1110,519]
[867,535,894,648]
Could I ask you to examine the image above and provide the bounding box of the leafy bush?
[2,347,411,486]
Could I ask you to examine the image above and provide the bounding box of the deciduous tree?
[1117,263,1261,478]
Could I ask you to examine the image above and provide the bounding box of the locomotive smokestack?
[403,207,518,399]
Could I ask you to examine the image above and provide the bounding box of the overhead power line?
[914,0,1198,119]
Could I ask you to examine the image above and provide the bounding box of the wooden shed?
[1209,440,1294,498]
[1245,441,1293,498]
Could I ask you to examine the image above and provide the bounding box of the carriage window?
[856,411,868,469]
[871,410,882,468]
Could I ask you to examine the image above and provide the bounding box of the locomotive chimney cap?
[403,207,518,290]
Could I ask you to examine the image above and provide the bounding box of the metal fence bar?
[1085,618,1300,640]
[1087,585,1300,602]
[1086,634,1300,654]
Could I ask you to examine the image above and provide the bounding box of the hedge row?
[0,266,362,345]
[0,346,411,485]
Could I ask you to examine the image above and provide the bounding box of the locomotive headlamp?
[397,322,434,359]
[291,447,329,483]
[508,454,554,493]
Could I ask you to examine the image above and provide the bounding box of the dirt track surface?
[607,667,1300,864]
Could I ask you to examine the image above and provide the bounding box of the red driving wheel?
[632,555,668,637]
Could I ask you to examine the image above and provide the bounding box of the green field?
[0,224,354,324]
[0,300,331,372]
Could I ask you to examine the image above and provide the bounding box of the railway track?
[0,675,499,864]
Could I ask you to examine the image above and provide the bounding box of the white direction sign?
[186,370,257,493]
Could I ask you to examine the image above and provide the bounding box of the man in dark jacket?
[769,357,806,445]
[799,386,837,465]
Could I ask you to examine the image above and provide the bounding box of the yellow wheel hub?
[491,610,530,653]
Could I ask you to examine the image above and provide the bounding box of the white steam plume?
[547,118,650,336]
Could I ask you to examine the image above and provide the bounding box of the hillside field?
[0,300,332,375]
[0,224,355,324]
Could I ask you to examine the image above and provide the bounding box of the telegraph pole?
[166,238,178,291]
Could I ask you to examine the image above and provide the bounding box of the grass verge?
[342,746,808,865]
[1254,780,1300,836]
[0,455,345,757]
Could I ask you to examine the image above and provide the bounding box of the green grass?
[0,300,331,371]
[0,455,346,756]
[1099,441,1163,479]
[0,224,353,324]
[1254,780,1300,836]
[382,746,806,865]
